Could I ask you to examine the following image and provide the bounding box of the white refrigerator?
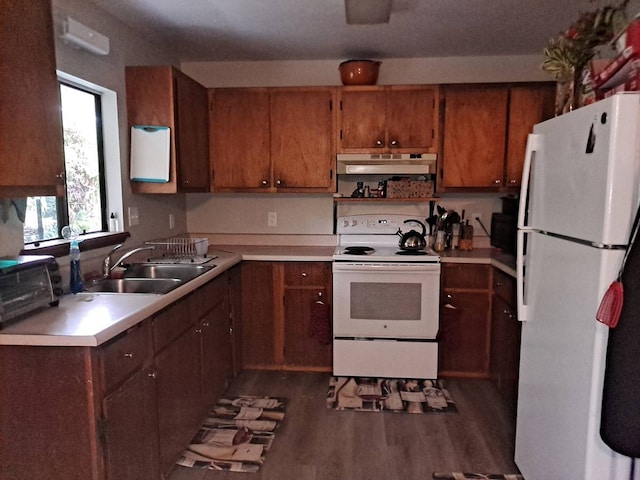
[516,93,640,480]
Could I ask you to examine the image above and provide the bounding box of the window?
[23,82,107,243]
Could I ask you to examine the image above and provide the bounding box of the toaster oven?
[0,255,63,329]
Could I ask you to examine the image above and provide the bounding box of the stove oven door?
[332,262,440,339]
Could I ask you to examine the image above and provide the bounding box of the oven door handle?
[333,262,440,272]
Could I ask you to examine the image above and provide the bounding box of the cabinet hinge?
[340,130,343,140]
[432,129,434,140]
[339,100,343,111]
[329,100,333,111]
[330,169,333,180]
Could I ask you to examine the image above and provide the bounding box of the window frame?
[21,72,125,256]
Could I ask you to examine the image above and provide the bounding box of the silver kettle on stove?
[396,219,427,250]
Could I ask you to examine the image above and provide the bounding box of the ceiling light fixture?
[345,0,392,25]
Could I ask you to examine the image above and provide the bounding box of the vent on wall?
[61,17,110,55]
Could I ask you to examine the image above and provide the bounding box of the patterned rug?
[433,474,524,480]
[176,396,287,473]
[326,377,457,413]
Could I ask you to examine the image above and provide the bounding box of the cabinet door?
[200,300,232,408]
[240,262,277,367]
[439,263,491,377]
[210,88,271,190]
[283,287,332,369]
[0,0,65,197]
[155,327,202,475]
[339,89,386,150]
[175,70,210,191]
[442,86,508,188]
[283,262,332,369]
[103,368,160,480]
[270,89,335,191]
[505,85,555,187]
[439,290,491,376]
[386,87,437,152]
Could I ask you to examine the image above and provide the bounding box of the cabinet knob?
[148,372,157,379]
[183,179,190,185]
[276,179,282,186]
[493,179,502,185]
[55,172,65,180]
[261,180,269,186]
[202,321,210,327]
[375,139,384,147]
[509,178,518,184]
[301,272,307,277]
[123,352,134,359]
[390,139,398,147]
[195,328,202,334]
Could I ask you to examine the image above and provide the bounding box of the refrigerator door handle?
[517,228,528,322]
[518,133,541,230]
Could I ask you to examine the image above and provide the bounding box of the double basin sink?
[85,264,214,294]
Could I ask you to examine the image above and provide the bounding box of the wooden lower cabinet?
[155,326,203,474]
[241,261,332,371]
[0,271,237,480]
[490,267,522,416]
[438,263,492,377]
[103,367,160,480]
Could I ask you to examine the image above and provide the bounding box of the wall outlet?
[128,206,139,227]
[267,211,277,227]
[169,213,175,230]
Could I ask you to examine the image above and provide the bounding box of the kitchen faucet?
[102,244,155,277]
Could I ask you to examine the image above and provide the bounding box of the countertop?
[0,249,242,347]
[0,244,515,348]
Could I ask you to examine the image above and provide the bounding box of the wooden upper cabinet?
[505,85,555,187]
[270,89,335,191]
[174,70,210,191]
[210,87,336,192]
[441,86,509,189]
[210,88,271,191]
[338,85,439,153]
[0,0,65,198]
[441,83,555,191]
[125,66,209,194]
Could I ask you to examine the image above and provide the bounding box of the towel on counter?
[308,300,332,345]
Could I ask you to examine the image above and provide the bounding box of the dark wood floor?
[167,370,520,480]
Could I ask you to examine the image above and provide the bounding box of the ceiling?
[87,0,619,63]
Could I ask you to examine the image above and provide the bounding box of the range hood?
[337,153,436,175]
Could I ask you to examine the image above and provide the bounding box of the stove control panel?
[337,215,423,235]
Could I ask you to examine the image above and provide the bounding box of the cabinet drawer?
[493,268,516,307]
[101,321,151,393]
[284,262,329,286]
[190,273,228,318]
[154,300,194,352]
[442,263,490,290]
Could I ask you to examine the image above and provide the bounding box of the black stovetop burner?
[343,246,375,255]
[395,250,428,255]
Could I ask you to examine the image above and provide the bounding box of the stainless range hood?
[337,153,436,175]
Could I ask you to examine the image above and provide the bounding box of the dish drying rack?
[144,237,214,264]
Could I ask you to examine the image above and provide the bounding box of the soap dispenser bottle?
[69,239,83,293]
[62,225,83,294]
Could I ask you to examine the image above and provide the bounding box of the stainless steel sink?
[122,263,214,282]
[85,278,182,294]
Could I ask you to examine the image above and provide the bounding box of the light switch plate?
[128,206,140,226]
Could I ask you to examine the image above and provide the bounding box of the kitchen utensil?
[338,59,381,85]
[596,202,640,328]
[396,219,427,250]
[433,231,446,252]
